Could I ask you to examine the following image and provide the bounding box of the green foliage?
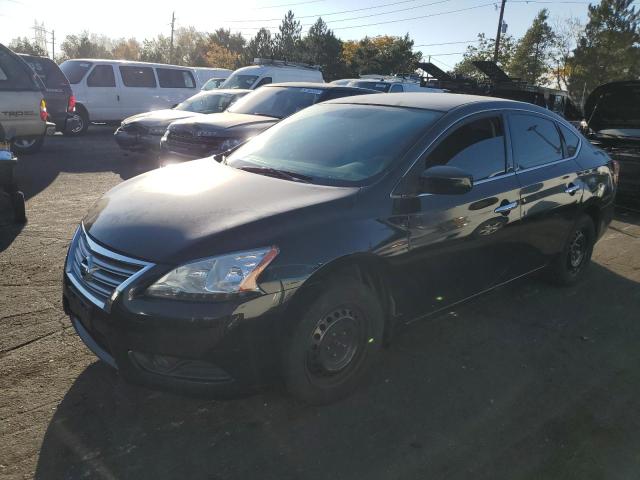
[568,0,640,101]
[243,28,275,63]
[59,32,112,62]
[509,9,556,84]
[343,34,422,76]
[274,10,303,61]
[8,37,47,56]
[453,33,517,79]
[301,18,346,80]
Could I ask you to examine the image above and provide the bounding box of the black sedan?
[63,93,617,404]
[114,89,250,153]
[159,83,376,161]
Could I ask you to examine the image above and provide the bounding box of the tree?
[208,28,245,55]
[244,28,275,63]
[568,0,640,102]
[59,32,112,61]
[140,35,171,63]
[343,35,421,76]
[111,38,141,60]
[8,37,47,56]
[173,27,209,66]
[206,44,239,69]
[274,10,303,61]
[302,18,346,80]
[550,17,583,90]
[454,33,517,79]
[509,9,556,84]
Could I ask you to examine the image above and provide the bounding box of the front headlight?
[146,246,279,300]
[220,138,243,151]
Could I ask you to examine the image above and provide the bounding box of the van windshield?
[60,61,93,84]
[227,86,324,119]
[221,74,259,89]
[226,103,443,186]
[175,92,244,114]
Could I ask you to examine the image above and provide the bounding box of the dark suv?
[64,93,616,404]
[160,83,376,161]
[18,54,77,136]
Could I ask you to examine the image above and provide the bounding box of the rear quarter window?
[119,66,156,88]
[0,49,38,91]
[558,123,581,157]
[156,68,196,88]
[22,57,68,89]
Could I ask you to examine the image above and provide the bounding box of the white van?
[59,59,204,134]
[191,67,232,87]
[221,59,324,89]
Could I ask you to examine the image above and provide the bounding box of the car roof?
[326,92,541,112]
[266,82,374,91]
[200,88,251,94]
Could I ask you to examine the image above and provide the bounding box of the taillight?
[609,159,620,185]
[39,99,48,121]
[67,95,76,113]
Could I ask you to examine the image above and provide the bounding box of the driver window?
[426,116,507,181]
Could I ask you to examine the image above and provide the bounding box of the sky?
[0,0,593,69]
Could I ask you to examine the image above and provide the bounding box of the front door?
[507,112,583,274]
[84,64,120,122]
[400,113,523,319]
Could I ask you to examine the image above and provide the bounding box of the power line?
[255,0,325,9]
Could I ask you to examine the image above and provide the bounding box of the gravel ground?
[1,127,640,480]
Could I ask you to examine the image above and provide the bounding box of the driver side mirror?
[420,165,473,195]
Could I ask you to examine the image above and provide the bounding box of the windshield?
[201,78,225,90]
[175,91,244,114]
[60,60,93,84]
[226,103,443,186]
[22,57,69,89]
[227,86,324,119]
[349,81,391,92]
[221,74,259,89]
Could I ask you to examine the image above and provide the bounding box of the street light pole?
[493,0,507,63]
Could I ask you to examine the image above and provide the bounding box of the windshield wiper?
[239,166,312,183]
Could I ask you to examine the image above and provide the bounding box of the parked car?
[59,59,203,135]
[201,77,227,90]
[346,79,446,93]
[191,67,232,88]
[221,58,324,89]
[114,89,250,153]
[160,83,375,160]
[18,54,79,135]
[0,44,50,154]
[63,93,616,404]
[583,80,639,200]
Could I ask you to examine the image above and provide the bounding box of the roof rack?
[252,58,320,70]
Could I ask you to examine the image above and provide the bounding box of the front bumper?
[114,127,162,152]
[63,273,289,395]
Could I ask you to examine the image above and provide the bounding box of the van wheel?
[283,278,384,405]
[12,136,44,154]
[66,107,89,136]
[546,214,595,286]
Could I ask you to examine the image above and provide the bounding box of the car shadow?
[34,263,640,480]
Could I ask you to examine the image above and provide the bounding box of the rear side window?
[156,68,196,88]
[60,61,92,84]
[87,65,116,87]
[426,116,507,181]
[0,49,38,91]
[119,66,156,88]
[510,114,563,170]
[558,123,581,157]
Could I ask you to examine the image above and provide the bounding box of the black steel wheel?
[546,214,595,286]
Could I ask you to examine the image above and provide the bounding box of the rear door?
[117,65,160,118]
[401,113,523,317]
[508,111,583,274]
[84,64,120,122]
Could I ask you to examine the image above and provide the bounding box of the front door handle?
[565,184,580,195]
[494,200,519,215]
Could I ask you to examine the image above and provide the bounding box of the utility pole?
[51,30,55,60]
[493,0,507,63]
[169,11,175,64]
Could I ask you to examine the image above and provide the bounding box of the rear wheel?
[11,136,44,154]
[283,277,384,405]
[66,107,89,136]
[546,214,595,286]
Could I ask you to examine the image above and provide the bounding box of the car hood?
[584,81,640,134]
[84,159,358,264]
[124,109,203,127]
[168,112,279,134]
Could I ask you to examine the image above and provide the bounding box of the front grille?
[66,227,152,310]
[167,131,224,149]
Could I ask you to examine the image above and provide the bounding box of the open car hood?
[584,81,640,134]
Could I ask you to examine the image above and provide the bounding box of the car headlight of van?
[146,246,279,299]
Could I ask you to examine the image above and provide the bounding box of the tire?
[546,214,595,286]
[283,277,385,405]
[11,191,26,224]
[66,107,89,136]
[11,136,44,154]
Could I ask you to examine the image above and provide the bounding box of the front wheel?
[546,214,596,286]
[11,136,44,154]
[283,277,384,405]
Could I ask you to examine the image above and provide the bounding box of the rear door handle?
[565,184,580,195]
[494,200,519,215]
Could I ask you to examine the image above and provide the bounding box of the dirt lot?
[1,127,640,480]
